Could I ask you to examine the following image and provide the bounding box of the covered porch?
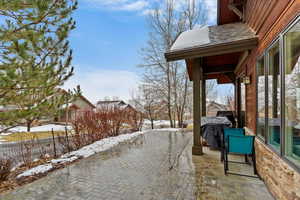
[165,22,258,155]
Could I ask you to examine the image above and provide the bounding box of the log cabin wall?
[238,0,300,132]
[237,1,300,199]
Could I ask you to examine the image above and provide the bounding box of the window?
[284,19,300,165]
[257,57,266,139]
[256,16,300,169]
[267,42,281,150]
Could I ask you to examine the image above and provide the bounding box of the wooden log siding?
[245,0,296,48]
[236,0,300,132]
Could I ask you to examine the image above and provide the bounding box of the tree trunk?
[27,120,32,132]
[166,63,174,128]
[151,119,154,129]
[180,74,189,128]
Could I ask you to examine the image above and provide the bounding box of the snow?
[62,131,144,158]
[1,124,72,135]
[16,128,182,178]
[143,120,176,130]
[155,128,181,132]
[17,164,53,179]
[51,156,78,164]
[171,26,210,51]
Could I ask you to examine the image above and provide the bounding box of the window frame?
[266,38,281,153]
[281,15,300,168]
[255,14,300,172]
[256,53,267,142]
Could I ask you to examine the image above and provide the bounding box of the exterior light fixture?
[243,76,251,84]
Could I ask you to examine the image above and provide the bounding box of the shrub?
[0,158,12,181]
[125,109,144,132]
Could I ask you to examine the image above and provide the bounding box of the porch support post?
[235,78,241,128]
[192,58,203,155]
[201,79,206,116]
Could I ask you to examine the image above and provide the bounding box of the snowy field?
[143,120,175,129]
[0,124,73,135]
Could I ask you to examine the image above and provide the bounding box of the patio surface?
[0,130,274,200]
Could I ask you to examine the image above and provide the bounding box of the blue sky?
[64,0,233,103]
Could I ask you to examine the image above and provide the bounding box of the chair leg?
[224,150,227,175]
[226,151,229,171]
[252,151,257,175]
[245,155,249,164]
[224,149,228,175]
[221,149,224,162]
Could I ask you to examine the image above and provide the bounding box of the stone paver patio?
[0,130,274,200]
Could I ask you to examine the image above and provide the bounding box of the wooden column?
[235,79,241,128]
[201,79,206,116]
[192,59,203,155]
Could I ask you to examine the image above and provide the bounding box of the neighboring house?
[165,0,300,199]
[58,95,96,122]
[206,101,228,117]
[96,100,137,113]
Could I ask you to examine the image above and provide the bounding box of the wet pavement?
[0,130,274,200]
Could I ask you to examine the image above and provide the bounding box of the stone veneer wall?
[255,139,300,200]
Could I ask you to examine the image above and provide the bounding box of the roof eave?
[165,37,258,62]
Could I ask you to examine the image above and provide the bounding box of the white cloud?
[63,67,140,103]
[119,1,149,11]
[83,0,149,12]
[82,0,217,24]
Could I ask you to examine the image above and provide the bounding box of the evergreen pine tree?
[0,0,78,131]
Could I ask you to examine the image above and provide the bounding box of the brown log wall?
[239,1,300,199]
[238,0,300,132]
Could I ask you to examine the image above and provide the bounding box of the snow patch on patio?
[51,156,78,164]
[62,131,144,158]
[17,164,53,179]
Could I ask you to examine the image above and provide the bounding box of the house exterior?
[96,100,127,108]
[165,0,300,199]
[58,95,96,122]
[96,100,137,113]
[206,101,228,116]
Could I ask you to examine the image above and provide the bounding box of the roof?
[78,95,96,108]
[96,100,137,112]
[207,101,228,110]
[165,23,258,62]
[58,88,96,109]
[96,100,126,106]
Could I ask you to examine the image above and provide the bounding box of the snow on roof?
[171,26,210,51]
[165,23,258,61]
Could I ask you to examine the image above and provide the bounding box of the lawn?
[0,124,73,142]
[0,131,66,142]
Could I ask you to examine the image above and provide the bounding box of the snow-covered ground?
[16,128,181,179]
[143,120,177,129]
[17,164,53,179]
[1,124,72,135]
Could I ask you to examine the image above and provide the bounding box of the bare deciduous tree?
[139,0,207,128]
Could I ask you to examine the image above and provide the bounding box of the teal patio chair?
[221,128,245,162]
[224,135,258,178]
